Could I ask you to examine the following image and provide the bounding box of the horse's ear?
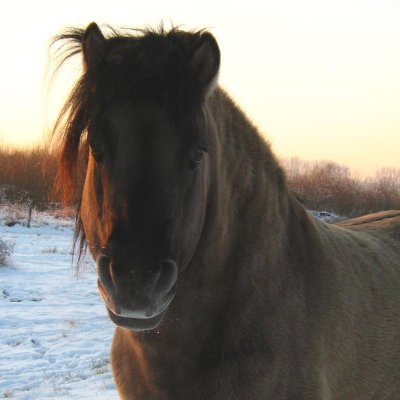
[82,22,106,69]
[191,32,220,94]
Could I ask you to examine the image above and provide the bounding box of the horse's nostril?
[97,254,115,293]
[97,254,111,270]
[156,259,178,295]
[97,254,177,304]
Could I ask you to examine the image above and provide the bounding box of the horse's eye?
[189,146,207,169]
[90,142,104,163]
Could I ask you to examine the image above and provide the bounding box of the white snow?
[309,210,344,223]
[0,206,119,399]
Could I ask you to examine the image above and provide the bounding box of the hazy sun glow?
[0,0,399,176]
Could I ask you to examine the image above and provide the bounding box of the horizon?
[0,0,399,177]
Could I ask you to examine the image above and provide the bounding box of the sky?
[0,0,399,176]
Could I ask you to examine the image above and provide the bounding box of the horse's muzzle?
[96,254,178,330]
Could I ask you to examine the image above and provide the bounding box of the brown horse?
[51,22,400,399]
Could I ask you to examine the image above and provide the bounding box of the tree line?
[0,145,399,218]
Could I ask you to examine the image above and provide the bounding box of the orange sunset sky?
[0,0,399,176]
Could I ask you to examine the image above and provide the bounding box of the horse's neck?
[206,87,295,260]
[200,86,324,339]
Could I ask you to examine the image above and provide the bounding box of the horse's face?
[79,24,220,330]
[82,101,209,330]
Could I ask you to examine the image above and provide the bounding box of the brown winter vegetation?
[0,144,398,218]
[0,144,57,209]
[283,158,400,217]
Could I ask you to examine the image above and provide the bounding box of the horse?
[51,22,400,399]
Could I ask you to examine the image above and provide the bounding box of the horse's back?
[331,209,400,282]
[337,210,400,240]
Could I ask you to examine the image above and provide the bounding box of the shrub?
[283,158,400,217]
[0,144,57,209]
[0,141,398,219]
[0,239,14,266]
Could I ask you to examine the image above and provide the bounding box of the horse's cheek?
[179,176,208,269]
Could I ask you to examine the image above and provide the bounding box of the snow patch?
[0,209,118,399]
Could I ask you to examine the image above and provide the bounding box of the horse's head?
[68,23,220,330]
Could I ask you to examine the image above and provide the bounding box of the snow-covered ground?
[0,206,119,399]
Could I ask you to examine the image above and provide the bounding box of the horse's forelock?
[51,24,210,201]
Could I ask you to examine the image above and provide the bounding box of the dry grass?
[0,239,14,266]
[2,389,13,398]
[0,144,57,209]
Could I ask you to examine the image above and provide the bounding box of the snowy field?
[0,206,119,399]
